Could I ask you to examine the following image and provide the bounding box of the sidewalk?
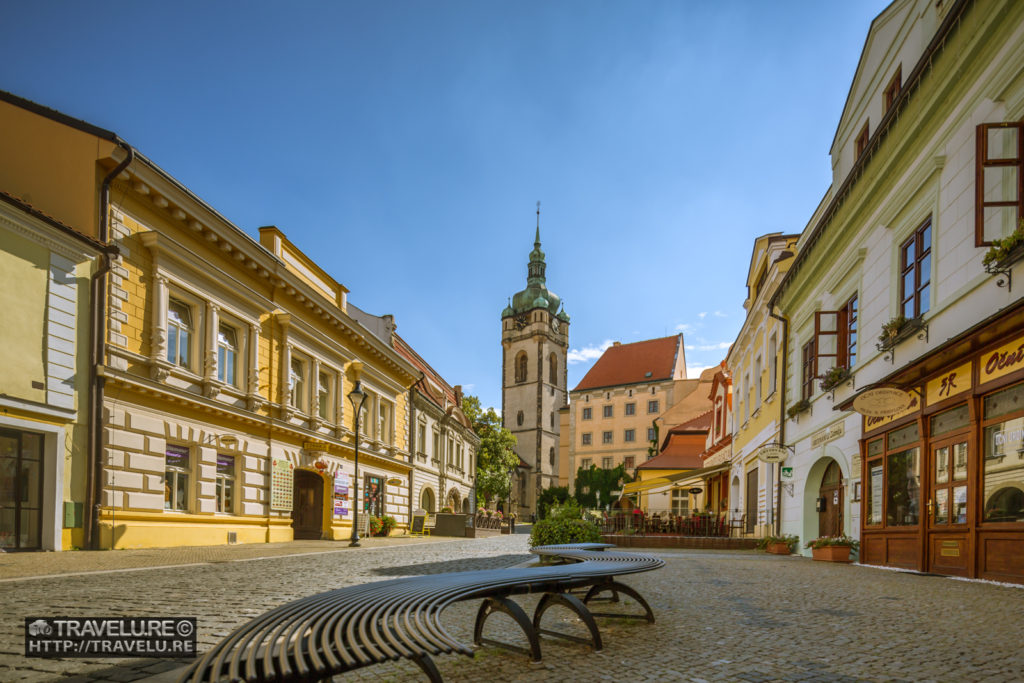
[0,535,462,581]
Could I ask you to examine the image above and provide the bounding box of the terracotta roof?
[573,335,682,391]
[672,410,713,432]
[638,449,704,471]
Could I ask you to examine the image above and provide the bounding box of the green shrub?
[529,516,601,548]
[369,515,397,537]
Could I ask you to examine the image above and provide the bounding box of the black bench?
[179,543,663,682]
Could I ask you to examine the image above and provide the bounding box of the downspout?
[87,141,134,550]
[408,380,418,524]
[768,306,789,538]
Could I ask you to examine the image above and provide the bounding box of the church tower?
[501,206,569,516]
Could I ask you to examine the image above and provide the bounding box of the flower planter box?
[766,541,791,555]
[811,545,854,563]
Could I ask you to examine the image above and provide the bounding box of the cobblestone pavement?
[2,536,1024,682]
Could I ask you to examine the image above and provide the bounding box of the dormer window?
[855,121,870,160]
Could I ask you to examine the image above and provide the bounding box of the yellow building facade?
[727,233,798,537]
[0,91,420,549]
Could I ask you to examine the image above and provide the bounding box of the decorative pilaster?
[310,358,323,430]
[149,273,171,381]
[203,303,220,397]
[246,322,264,412]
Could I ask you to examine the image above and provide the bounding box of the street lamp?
[347,361,368,547]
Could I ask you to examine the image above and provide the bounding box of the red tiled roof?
[573,335,681,391]
[638,449,704,470]
[672,410,713,433]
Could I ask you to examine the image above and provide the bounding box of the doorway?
[292,469,324,540]
[745,468,758,534]
[0,428,44,550]
[926,436,970,576]
[818,459,844,538]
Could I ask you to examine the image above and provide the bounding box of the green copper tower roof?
[504,206,568,321]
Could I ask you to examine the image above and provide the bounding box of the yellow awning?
[622,477,671,494]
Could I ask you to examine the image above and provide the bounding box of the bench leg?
[532,592,603,652]
[411,653,444,682]
[582,580,656,623]
[473,597,542,663]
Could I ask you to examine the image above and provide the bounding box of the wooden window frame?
[801,339,815,401]
[883,65,901,113]
[841,294,858,368]
[855,121,870,160]
[975,122,1024,246]
[900,218,932,320]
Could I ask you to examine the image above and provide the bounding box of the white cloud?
[686,363,715,377]
[713,310,728,318]
[675,323,694,333]
[686,341,732,351]
[567,339,614,365]
[698,312,707,319]
[461,383,475,393]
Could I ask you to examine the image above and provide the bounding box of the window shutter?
[814,311,839,376]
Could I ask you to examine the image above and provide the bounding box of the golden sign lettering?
[980,334,1024,385]
[926,362,972,406]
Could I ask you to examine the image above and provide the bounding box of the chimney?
[612,341,621,347]
[454,385,463,405]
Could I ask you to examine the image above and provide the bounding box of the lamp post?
[347,361,368,548]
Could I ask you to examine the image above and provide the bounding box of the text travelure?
[50,619,178,638]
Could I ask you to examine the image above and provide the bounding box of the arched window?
[549,447,555,467]
[420,488,435,513]
[515,352,528,383]
[517,411,524,426]
[549,354,557,384]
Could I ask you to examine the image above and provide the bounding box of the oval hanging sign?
[688,487,703,495]
[757,445,790,463]
[852,387,913,417]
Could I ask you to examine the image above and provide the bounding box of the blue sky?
[3,0,890,411]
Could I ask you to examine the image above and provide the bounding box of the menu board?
[270,458,294,511]
[869,465,884,525]
[333,471,350,517]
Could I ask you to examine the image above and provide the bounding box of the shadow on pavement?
[371,554,530,576]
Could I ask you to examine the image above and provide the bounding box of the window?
[317,371,332,420]
[976,122,1023,245]
[549,354,557,384]
[581,458,592,469]
[671,488,689,516]
[602,457,612,469]
[515,352,528,383]
[754,357,762,408]
[900,219,931,320]
[624,456,635,469]
[624,429,635,442]
[883,65,901,113]
[550,412,555,428]
[855,121,870,160]
[743,374,750,422]
[549,447,555,467]
[647,400,659,414]
[812,295,859,382]
[215,455,235,513]
[647,427,656,442]
[432,432,440,462]
[289,357,306,411]
[603,405,613,418]
[378,399,393,444]
[886,423,921,527]
[625,402,636,416]
[167,299,193,369]
[602,431,613,444]
[217,324,238,386]
[715,398,723,437]
[417,424,426,455]
[582,407,592,420]
[982,381,1024,524]
[164,445,190,511]
[581,433,592,446]
[842,295,858,367]
[517,410,524,426]
[801,339,815,401]
[767,334,778,394]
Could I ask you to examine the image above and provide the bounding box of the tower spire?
[535,201,541,246]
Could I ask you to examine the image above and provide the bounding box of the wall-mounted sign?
[980,333,1024,385]
[781,467,793,479]
[270,458,294,511]
[811,422,845,449]
[852,387,913,417]
[757,445,790,463]
[688,487,703,495]
[926,361,972,405]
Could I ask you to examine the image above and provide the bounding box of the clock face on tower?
[513,314,528,330]
[550,317,560,333]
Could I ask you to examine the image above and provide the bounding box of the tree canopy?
[462,395,519,505]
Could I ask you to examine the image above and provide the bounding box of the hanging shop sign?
[781,467,793,479]
[688,487,703,495]
[811,422,845,449]
[756,444,790,463]
[979,333,1024,385]
[852,387,914,417]
[926,361,972,405]
[270,458,295,511]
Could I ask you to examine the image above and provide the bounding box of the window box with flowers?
[818,366,851,393]
[787,399,811,421]
[983,221,1024,291]
[805,535,859,562]
[876,315,927,363]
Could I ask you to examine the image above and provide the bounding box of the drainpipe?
[408,382,417,525]
[87,141,134,550]
[768,306,789,538]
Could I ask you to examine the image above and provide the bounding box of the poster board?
[270,458,294,511]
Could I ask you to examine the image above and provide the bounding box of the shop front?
[858,315,1024,583]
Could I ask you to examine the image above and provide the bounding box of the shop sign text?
[811,422,845,448]
[980,334,1024,385]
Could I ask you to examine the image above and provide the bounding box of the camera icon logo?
[28,619,53,636]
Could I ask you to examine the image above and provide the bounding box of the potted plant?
[818,366,850,393]
[879,315,908,346]
[805,535,860,562]
[758,534,799,555]
[983,220,1024,271]
[787,398,811,420]
[441,506,453,513]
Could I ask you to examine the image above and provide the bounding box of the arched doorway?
[447,489,460,512]
[818,459,844,538]
[292,469,324,540]
[420,487,435,513]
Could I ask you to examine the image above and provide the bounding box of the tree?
[463,395,519,506]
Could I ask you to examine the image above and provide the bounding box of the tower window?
[549,354,557,384]
[517,411,524,426]
[515,352,528,383]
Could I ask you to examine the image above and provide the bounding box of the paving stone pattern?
[1,536,1023,682]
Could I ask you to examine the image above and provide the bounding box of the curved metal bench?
[179,543,663,682]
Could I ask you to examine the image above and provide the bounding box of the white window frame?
[215,454,236,514]
[289,355,307,412]
[164,445,190,512]
[167,297,195,370]
[317,368,335,421]
[217,323,239,387]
